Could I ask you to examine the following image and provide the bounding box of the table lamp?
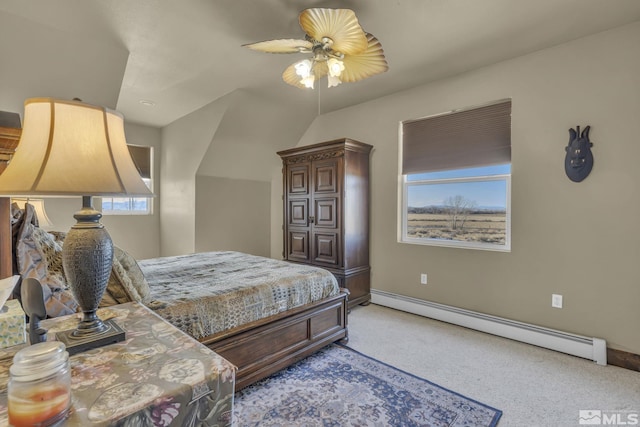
[11,198,53,229]
[0,98,153,353]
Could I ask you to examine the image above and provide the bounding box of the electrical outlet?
[552,294,563,308]
[420,273,428,285]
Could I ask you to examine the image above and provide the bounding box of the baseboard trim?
[371,289,640,372]
[607,348,640,372]
[371,289,607,365]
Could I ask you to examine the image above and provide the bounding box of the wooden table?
[0,302,236,426]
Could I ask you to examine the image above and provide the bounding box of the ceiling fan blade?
[340,33,389,83]
[282,61,328,89]
[299,8,367,55]
[243,39,313,54]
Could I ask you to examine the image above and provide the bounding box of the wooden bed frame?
[203,289,348,390]
[0,196,349,391]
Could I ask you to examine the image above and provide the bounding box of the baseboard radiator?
[371,290,607,365]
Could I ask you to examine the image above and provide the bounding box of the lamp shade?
[0,98,152,197]
[11,198,53,228]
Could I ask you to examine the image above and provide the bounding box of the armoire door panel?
[289,199,308,226]
[288,165,309,194]
[313,233,339,266]
[314,198,338,228]
[288,231,309,262]
[313,161,338,193]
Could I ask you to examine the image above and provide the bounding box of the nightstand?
[0,302,236,426]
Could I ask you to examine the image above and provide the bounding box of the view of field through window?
[406,165,509,247]
[102,177,152,214]
[102,198,150,212]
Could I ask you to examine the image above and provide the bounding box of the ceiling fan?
[243,8,388,89]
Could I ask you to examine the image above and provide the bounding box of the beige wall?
[159,98,231,256]
[195,176,271,256]
[272,22,640,354]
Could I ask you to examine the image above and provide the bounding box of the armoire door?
[310,157,341,267]
[285,163,311,263]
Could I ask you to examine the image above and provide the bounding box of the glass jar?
[8,341,71,427]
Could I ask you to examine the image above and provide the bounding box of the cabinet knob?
[309,216,315,224]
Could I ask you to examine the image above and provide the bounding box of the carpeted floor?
[233,344,502,426]
[346,304,640,426]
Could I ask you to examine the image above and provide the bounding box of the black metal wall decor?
[565,125,594,182]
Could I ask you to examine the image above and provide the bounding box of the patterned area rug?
[234,344,502,426]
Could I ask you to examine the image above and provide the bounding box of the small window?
[400,100,511,251]
[102,145,153,215]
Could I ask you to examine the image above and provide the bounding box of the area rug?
[233,344,502,426]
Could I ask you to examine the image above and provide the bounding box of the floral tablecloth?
[0,302,235,426]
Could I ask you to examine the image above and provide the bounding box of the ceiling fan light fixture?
[301,75,315,89]
[244,8,388,90]
[327,74,342,88]
[294,59,313,78]
[327,58,344,87]
[327,58,345,77]
[295,59,316,88]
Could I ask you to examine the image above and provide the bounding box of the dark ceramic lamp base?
[59,196,126,355]
[56,319,125,356]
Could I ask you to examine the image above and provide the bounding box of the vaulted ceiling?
[2,0,640,129]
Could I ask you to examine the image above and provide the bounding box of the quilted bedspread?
[138,251,339,340]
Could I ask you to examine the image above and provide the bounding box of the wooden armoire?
[277,138,372,308]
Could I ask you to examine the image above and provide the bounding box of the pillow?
[48,231,67,245]
[16,223,78,317]
[101,246,151,307]
[14,202,149,311]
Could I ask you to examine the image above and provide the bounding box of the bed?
[2,200,349,390]
[139,251,349,390]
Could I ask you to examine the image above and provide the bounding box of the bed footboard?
[200,289,349,390]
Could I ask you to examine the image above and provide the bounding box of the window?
[400,100,511,251]
[102,145,153,215]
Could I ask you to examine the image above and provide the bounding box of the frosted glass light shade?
[0,98,152,197]
[294,59,313,78]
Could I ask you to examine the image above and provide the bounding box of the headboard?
[0,124,21,279]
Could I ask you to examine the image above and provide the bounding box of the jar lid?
[10,341,69,380]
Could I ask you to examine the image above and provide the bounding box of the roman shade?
[127,145,151,179]
[402,100,511,175]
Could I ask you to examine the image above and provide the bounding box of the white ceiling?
[2,0,640,128]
